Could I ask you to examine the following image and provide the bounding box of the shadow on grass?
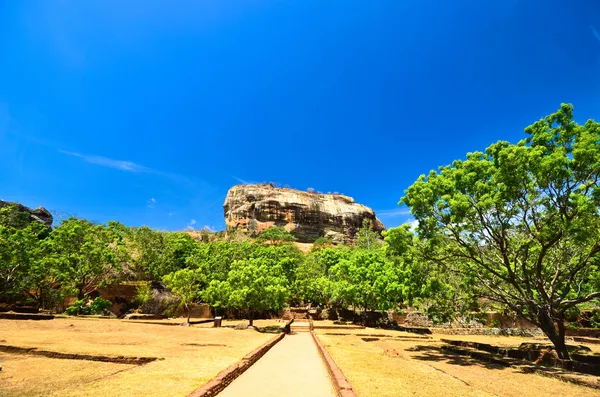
[406,345,511,370]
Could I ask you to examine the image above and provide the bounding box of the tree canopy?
[402,104,600,358]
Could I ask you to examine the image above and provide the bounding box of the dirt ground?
[315,329,600,397]
[0,317,274,397]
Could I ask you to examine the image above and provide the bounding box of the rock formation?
[0,200,53,227]
[223,184,385,243]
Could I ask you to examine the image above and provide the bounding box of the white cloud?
[147,197,157,208]
[404,219,419,232]
[58,149,152,172]
[231,175,259,185]
[592,25,600,44]
[376,208,411,217]
[201,225,213,232]
[190,219,197,226]
[57,149,189,183]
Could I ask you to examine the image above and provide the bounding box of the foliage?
[293,251,329,305]
[402,104,600,359]
[354,218,382,250]
[0,204,34,229]
[46,218,120,300]
[329,248,403,312]
[65,297,112,315]
[312,237,332,247]
[162,268,205,322]
[591,311,600,328]
[256,226,296,243]
[130,227,196,280]
[203,257,289,326]
[133,282,153,307]
[0,222,47,303]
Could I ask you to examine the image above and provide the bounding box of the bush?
[133,282,152,308]
[65,297,112,315]
[65,300,86,315]
[89,297,112,314]
[591,312,600,328]
[257,226,296,243]
[313,237,331,247]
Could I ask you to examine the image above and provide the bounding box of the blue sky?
[1,0,599,231]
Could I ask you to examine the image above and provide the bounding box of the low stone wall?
[0,344,160,365]
[432,327,543,337]
[188,332,285,397]
[175,303,212,319]
[311,331,357,397]
[123,313,167,321]
[0,312,54,320]
[566,328,600,338]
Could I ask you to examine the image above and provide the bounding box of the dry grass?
[0,317,274,396]
[316,329,600,397]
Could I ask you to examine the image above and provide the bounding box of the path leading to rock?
[218,332,336,397]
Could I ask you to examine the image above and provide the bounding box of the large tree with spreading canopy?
[402,104,600,359]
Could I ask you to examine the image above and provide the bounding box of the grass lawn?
[0,317,275,397]
[315,329,600,397]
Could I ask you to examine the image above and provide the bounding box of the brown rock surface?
[223,184,384,243]
[0,200,53,227]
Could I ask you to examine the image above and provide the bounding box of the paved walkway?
[218,332,337,397]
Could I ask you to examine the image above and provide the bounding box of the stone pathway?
[218,332,336,397]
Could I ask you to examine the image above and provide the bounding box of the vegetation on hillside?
[0,105,598,358]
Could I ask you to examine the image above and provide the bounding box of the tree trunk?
[537,307,570,360]
[186,304,191,324]
[77,287,85,301]
[248,309,254,327]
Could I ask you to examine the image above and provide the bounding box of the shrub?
[313,237,331,247]
[133,282,152,308]
[591,312,600,328]
[65,299,87,315]
[257,226,296,243]
[65,297,112,315]
[89,297,112,314]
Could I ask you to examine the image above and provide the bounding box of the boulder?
[223,184,385,243]
[0,200,53,227]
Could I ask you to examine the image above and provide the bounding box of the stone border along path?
[311,331,358,397]
[215,331,339,397]
[188,332,285,397]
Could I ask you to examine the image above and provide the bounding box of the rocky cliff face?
[223,185,384,243]
[0,200,53,227]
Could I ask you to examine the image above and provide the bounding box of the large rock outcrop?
[0,200,53,227]
[223,184,384,243]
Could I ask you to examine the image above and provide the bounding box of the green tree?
[0,203,34,229]
[0,222,46,303]
[256,226,296,243]
[384,226,480,323]
[204,257,289,326]
[163,268,205,323]
[402,104,600,359]
[329,248,402,312]
[47,218,119,300]
[355,218,382,250]
[130,226,167,279]
[131,227,196,280]
[294,246,349,305]
[250,243,303,283]
[188,241,256,283]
